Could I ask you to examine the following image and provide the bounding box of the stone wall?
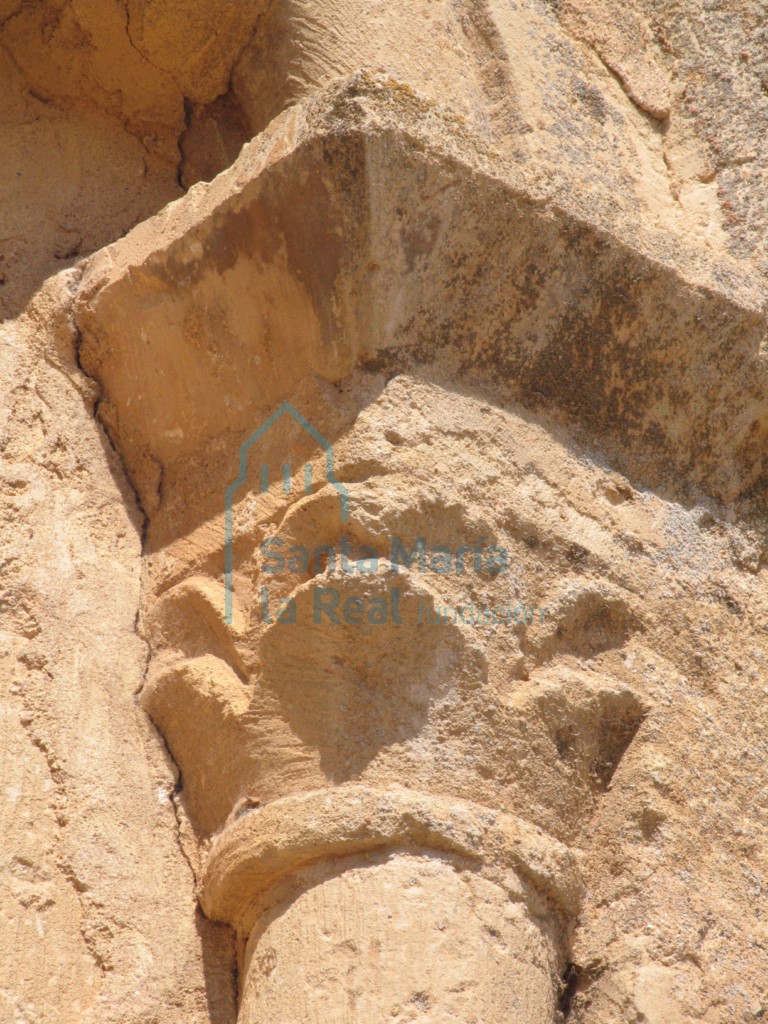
[2,3,767,1023]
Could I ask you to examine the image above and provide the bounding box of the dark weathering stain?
[401,212,441,272]
[150,133,368,352]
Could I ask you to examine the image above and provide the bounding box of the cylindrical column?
[239,851,558,1023]
[202,786,581,1024]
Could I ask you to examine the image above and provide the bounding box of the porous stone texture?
[2,2,768,1024]
[0,276,236,1022]
[237,851,559,1024]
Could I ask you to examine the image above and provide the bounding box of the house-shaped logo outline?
[224,401,349,623]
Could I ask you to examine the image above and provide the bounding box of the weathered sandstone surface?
[1,2,767,1023]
